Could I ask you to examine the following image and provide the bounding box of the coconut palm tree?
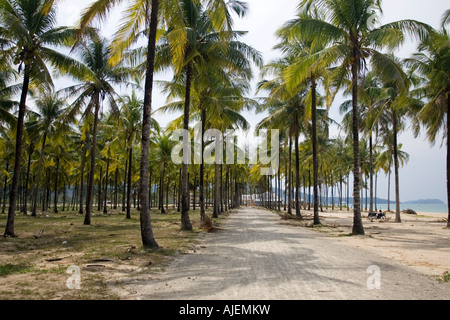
[0,65,18,126]
[159,73,254,219]
[289,0,432,234]
[59,35,132,225]
[370,69,416,222]
[257,55,309,218]
[275,11,333,224]
[359,71,385,214]
[407,11,450,227]
[79,0,245,249]
[116,91,144,218]
[30,93,67,217]
[376,139,410,212]
[152,129,176,214]
[155,0,259,228]
[0,0,79,236]
[20,112,41,215]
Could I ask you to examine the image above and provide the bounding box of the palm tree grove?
[0,0,449,302]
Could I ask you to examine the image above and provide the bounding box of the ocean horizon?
[369,203,448,214]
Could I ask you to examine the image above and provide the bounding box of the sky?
[55,0,449,203]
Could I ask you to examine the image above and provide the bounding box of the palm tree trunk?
[160,166,166,214]
[123,155,127,211]
[22,145,33,214]
[84,91,100,225]
[193,173,196,210]
[387,167,391,211]
[31,132,47,217]
[78,144,87,214]
[294,129,301,218]
[114,168,118,209]
[213,162,220,218]
[225,166,229,211]
[347,174,350,211]
[4,65,30,236]
[311,77,320,224]
[181,62,193,230]
[62,182,66,212]
[220,164,224,213]
[369,133,374,213]
[364,174,368,211]
[350,54,364,235]
[200,108,206,221]
[166,176,169,211]
[278,171,281,211]
[2,160,9,213]
[149,171,153,208]
[287,135,292,215]
[127,147,132,219]
[2,162,8,214]
[308,168,311,210]
[331,172,335,211]
[53,157,59,213]
[137,0,160,249]
[375,171,378,210]
[392,109,401,223]
[98,165,103,212]
[71,183,77,211]
[103,158,109,214]
[177,168,181,211]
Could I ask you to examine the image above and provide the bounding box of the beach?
[113,207,450,300]
[294,209,450,278]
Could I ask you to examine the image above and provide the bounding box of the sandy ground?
[311,209,449,277]
[111,207,450,300]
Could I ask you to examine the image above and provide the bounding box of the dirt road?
[114,207,449,300]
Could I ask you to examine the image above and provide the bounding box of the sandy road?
[115,207,449,300]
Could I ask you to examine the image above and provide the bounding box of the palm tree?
[0,125,15,214]
[79,0,164,248]
[152,130,176,214]
[59,35,132,225]
[359,71,384,214]
[117,91,144,218]
[289,0,432,234]
[276,11,333,224]
[160,73,254,219]
[370,61,416,223]
[30,93,66,217]
[257,55,309,218]
[79,0,244,248]
[407,11,450,227]
[207,81,252,218]
[1,0,78,237]
[376,140,410,212]
[21,112,41,215]
[0,65,18,126]
[156,0,257,229]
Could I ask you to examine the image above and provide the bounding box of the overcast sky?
[56,0,449,203]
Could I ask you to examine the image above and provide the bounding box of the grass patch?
[0,207,221,299]
[336,233,355,237]
[0,263,32,277]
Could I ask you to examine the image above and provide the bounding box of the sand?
[303,209,450,278]
[112,207,450,300]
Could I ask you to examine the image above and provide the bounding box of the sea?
[370,203,448,214]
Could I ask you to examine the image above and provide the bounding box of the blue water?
[371,203,448,214]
